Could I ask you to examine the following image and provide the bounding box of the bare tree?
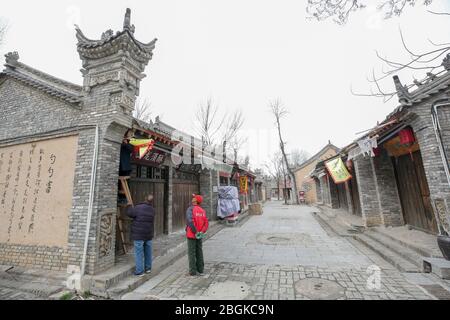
[133,98,152,123]
[269,99,300,205]
[194,97,246,163]
[289,148,310,168]
[307,0,433,25]
[194,97,225,146]
[264,152,284,201]
[229,135,248,163]
[352,24,450,102]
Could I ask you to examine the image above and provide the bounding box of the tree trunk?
[276,118,299,205]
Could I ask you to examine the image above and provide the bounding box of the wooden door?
[336,183,348,210]
[349,176,362,216]
[128,178,166,238]
[172,181,199,232]
[393,151,438,234]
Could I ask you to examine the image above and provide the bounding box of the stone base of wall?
[382,214,404,227]
[363,215,383,227]
[0,244,69,271]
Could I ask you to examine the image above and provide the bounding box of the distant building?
[293,142,339,204]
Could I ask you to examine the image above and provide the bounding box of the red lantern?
[399,128,415,145]
[372,147,381,157]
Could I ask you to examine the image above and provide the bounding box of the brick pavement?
[123,201,445,300]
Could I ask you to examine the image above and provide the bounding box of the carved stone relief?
[98,212,114,258]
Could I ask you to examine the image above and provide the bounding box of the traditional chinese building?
[293,142,339,205]
[311,56,450,240]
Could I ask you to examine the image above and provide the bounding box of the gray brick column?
[411,108,450,235]
[371,149,404,227]
[328,178,340,209]
[353,155,383,227]
[345,181,354,215]
[199,170,213,221]
[166,161,173,234]
[315,178,323,204]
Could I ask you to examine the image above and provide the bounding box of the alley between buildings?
[121,201,448,300]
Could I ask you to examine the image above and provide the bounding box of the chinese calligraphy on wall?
[0,135,78,247]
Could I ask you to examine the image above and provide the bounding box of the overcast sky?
[2,1,450,168]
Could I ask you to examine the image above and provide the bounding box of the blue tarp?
[217,186,240,218]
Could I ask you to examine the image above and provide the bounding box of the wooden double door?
[128,178,167,238]
[393,151,438,234]
[172,181,199,232]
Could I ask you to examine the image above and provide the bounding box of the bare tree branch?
[289,149,310,168]
[0,19,8,48]
[427,10,450,16]
[133,98,153,123]
[264,152,283,201]
[194,97,224,146]
[306,0,434,24]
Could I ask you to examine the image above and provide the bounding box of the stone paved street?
[123,201,447,300]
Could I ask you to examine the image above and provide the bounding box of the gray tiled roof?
[1,53,83,106]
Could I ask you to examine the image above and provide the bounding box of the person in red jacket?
[185,194,209,276]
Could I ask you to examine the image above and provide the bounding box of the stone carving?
[443,54,450,71]
[435,199,450,234]
[99,212,113,258]
[123,8,135,34]
[302,181,312,193]
[109,92,135,112]
[101,29,114,41]
[5,52,19,66]
[393,75,412,106]
[89,71,120,87]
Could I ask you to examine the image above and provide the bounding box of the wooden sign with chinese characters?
[132,148,167,167]
[0,135,78,247]
[239,176,248,194]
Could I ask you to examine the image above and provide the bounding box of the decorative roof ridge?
[293,142,340,172]
[75,8,157,55]
[4,52,82,96]
[409,70,450,99]
[1,70,82,105]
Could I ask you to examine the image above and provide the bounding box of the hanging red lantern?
[372,147,381,157]
[399,128,415,145]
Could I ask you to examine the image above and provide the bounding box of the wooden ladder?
[117,176,134,254]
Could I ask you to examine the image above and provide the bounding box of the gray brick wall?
[371,148,404,227]
[0,34,149,275]
[410,100,450,234]
[353,155,383,227]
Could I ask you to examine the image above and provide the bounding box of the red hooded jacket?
[186,205,209,239]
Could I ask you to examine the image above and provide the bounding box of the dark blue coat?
[127,202,155,241]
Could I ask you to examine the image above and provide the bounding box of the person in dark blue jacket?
[127,194,155,276]
[119,137,134,176]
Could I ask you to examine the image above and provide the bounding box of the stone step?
[363,230,425,268]
[354,234,420,273]
[312,211,353,237]
[106,241,188,299]
[372,227,442,258]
